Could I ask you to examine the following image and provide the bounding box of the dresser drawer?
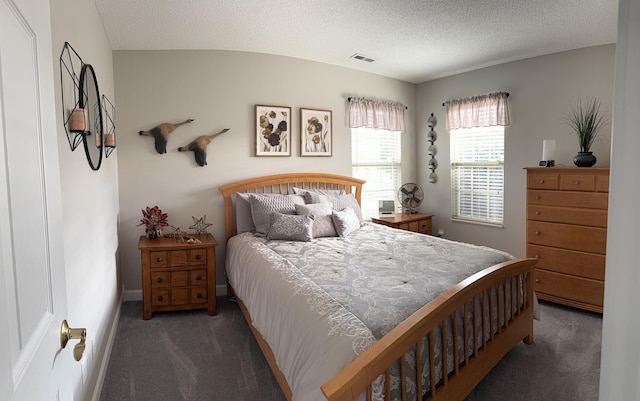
[527,173,559,190]
[534,269,604,307]
[596,175,609,192]
[150,251,168,268]
[527,205,608,227]
[527,221,607,254]
[559,174,596,191]
[527,244,605,280]
[527,190,608,210]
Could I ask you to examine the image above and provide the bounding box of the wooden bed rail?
[321,258,538,401]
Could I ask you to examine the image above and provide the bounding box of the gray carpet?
[100,298,601,401]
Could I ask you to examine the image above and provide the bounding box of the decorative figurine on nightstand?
[189,215,212,234]
[166,225,187,242]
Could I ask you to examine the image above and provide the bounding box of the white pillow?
[329,193,363,222]
[267,213,313,242]
[248,194,305,235]
[295,203,337,238]
[332,207,361,237]
[293,187,345,204]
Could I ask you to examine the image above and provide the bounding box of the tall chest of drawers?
[139,234,218,319]
[524,167,609,313]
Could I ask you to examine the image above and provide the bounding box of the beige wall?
[415,45,615,257]
[50,0,120,399]
[113,50,416,297]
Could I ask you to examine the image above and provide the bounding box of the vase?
[146,228,161,239]
[573,151,597,167]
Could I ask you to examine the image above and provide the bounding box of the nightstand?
[371,213,433,235]
[138,233,218,320]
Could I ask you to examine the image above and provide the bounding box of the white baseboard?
[90,286,124,401]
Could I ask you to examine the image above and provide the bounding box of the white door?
[0,0,75,400]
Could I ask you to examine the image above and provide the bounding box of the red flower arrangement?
[138,206,168,238]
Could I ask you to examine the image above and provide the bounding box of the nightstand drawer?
[151,289,170,306]
[170,270,189,287]
[190,270,207,285]
[190,287,207,303]
[150,251,168,268]
[151,272,170,288]
[189,248,207,265]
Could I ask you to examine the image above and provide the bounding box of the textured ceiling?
[95,0,618,84]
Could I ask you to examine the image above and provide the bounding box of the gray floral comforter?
[226,223,514,401]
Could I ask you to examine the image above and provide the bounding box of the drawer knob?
[156,257,162,263]
[157,295,164,302]
[535,279,540,283]
[534,230,540,235]
[156,277,163,283]
[195,275,202,280]
[195,255,202,260]
[534,255,540,259]
[196,293,203,299]
[575,180,580,185]
[539,179,544,184]
[535,195,540,200]
[535,211,540,215]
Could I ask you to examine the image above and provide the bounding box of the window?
[450,126,504,226]
[352,127,402,219]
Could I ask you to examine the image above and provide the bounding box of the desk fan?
[397,183,424,214]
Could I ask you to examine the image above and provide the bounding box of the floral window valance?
[348,97,406,132]
[444,91,510,130]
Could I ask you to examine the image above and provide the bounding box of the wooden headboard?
[218,172,365,242]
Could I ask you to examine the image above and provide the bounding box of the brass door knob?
[60,320,86,361]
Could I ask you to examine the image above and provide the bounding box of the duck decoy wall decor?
[139,118,194,154]
[178,128,230,167]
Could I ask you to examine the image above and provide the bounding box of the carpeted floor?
[100,298,601,401]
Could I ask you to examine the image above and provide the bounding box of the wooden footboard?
[321,258,537,401]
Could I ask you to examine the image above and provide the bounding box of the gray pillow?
[329,193,363,222]
[267,213,313,242]
[295,203,337,238]
[248,194,305,235]
[332,207,361,237]
[293,187,345,204]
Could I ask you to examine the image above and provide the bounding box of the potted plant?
[138,206,168,238]
[564,98,607,167]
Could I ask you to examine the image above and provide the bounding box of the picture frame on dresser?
[255,104,291,156]
[300,108,332,157]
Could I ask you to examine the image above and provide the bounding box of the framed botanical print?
[255,105,291,156]
[300,108,332,157]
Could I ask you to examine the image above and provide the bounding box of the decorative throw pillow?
[295,203,337,238]
[267,213,313,242]
[328,193,363,222]
[332,207,361,237]
[248,194,305,235]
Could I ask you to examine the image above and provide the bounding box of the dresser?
[524,167,609,313]
[138,234,218,319]
[371,212,433,235]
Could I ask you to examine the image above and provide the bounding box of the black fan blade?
[401,187,410,195]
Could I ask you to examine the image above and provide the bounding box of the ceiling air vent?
[350,53,375,63]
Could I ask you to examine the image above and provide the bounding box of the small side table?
[138,233,218,320]
[371,213,433,235]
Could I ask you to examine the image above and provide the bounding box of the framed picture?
[255,105,292,156]
[300,108,332,157]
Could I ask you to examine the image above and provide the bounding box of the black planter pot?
[573,151,597,167]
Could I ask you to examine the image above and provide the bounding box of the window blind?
[352,127,402,219]
[451,126,504,225]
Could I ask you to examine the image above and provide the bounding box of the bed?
[218,172,537,401]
